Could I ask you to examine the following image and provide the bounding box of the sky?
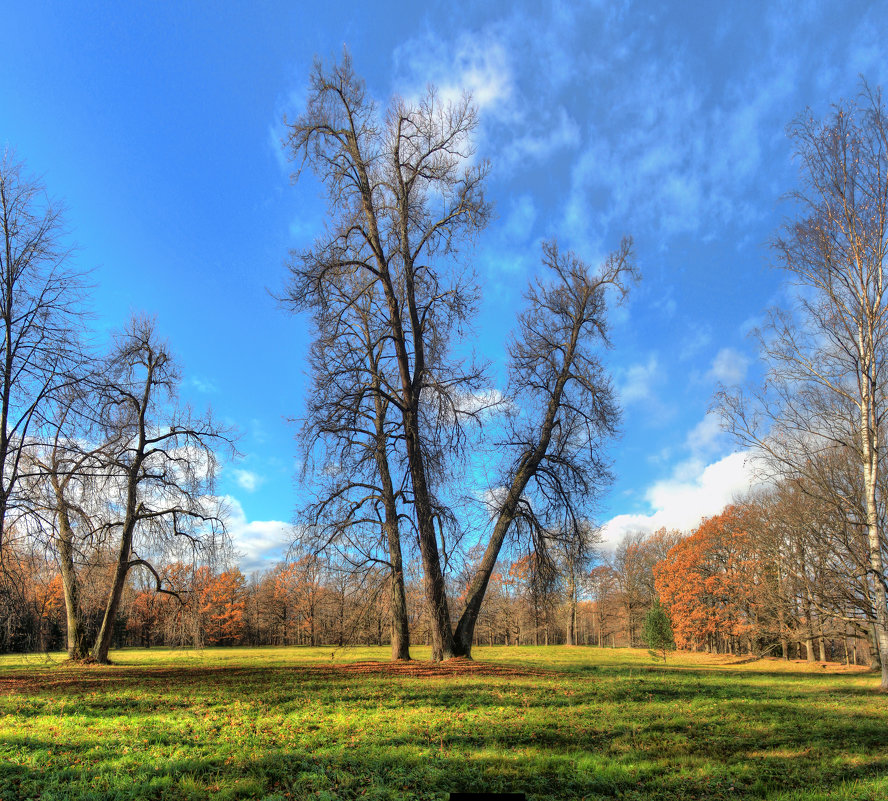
[2,1,886,571]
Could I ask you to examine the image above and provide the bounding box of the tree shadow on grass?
[2,659,887,800]
[4,729,888,801]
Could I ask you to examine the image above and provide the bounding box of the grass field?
[0,645,885,800]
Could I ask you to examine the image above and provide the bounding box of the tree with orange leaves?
[198,567,246,646]
[654,506,759,654]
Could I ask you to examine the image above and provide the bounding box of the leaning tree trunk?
[453,390,570,656]
[92,543,132,663]
[453,496,517,658]
[92,494,138,663]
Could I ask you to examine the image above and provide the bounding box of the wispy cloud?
[188,376,218,394]
[685,412,727,458]
[500,106,581,171]
[617,355,660,406]
[393,30,513,112]
[679,324,712,361]
[502,195,537,244]
[707,347,750,385]
[232,468,264,493]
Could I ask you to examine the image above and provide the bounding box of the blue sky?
[2,1,885,570]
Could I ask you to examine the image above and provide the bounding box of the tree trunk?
[804,635,815,662]
[56,501,90,660]
[565,574,577,646]
[373,402,410,661]
[92,535,133,663]
[860,388,888,688]
[453,331,582,658]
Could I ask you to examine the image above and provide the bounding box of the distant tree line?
[4,487,877,669]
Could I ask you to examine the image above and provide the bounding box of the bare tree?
[89,317,232,663]
[285,52,633,659]
[0,153,86,557]
[557,523,601,646]
[288,264,413,660]
[285,53,490,660]
[760,461,885,663]
[452,241,635,656]
[718,85,888,688]
[22,380,117,659]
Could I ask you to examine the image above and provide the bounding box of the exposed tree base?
[66,655,105,666]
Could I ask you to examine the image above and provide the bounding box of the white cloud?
[617,355,660,405]
[188,376,218,394]
[685,412,726,457]
[224,495,291,572]
[232,469,263,493]
[393,31,513,112]
[707,347,750,385]
[600,451,760,548]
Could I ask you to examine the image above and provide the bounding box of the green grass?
[1,645,886,800]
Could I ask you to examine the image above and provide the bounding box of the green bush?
[643,601,676,662]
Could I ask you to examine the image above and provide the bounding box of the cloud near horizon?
[224,495,292,573]
[600,450,761,549]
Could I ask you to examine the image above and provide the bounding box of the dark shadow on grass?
[3,659,887,800]
[5,726,888,801]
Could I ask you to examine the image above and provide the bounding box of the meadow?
[0,645,885,800]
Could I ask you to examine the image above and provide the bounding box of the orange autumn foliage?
[35,574,64,620]
[654,506,759,651]
[198,567,247,645]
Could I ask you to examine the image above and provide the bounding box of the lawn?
[0,645,885,800]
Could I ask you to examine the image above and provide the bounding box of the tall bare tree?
[0,153,85,557]
[719,85,888,688]
[452,241,635,656]
[285,53,490,660]
[292,269,412,660]
[90,317,232,663]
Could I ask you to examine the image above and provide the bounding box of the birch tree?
[719,86,888,689]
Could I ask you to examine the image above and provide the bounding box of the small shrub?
[643,601,675,662]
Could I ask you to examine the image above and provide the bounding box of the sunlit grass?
[1,645,885,800]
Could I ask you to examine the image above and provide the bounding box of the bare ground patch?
[0,657,551,696]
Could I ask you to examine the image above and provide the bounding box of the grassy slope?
[0,646,885,800]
